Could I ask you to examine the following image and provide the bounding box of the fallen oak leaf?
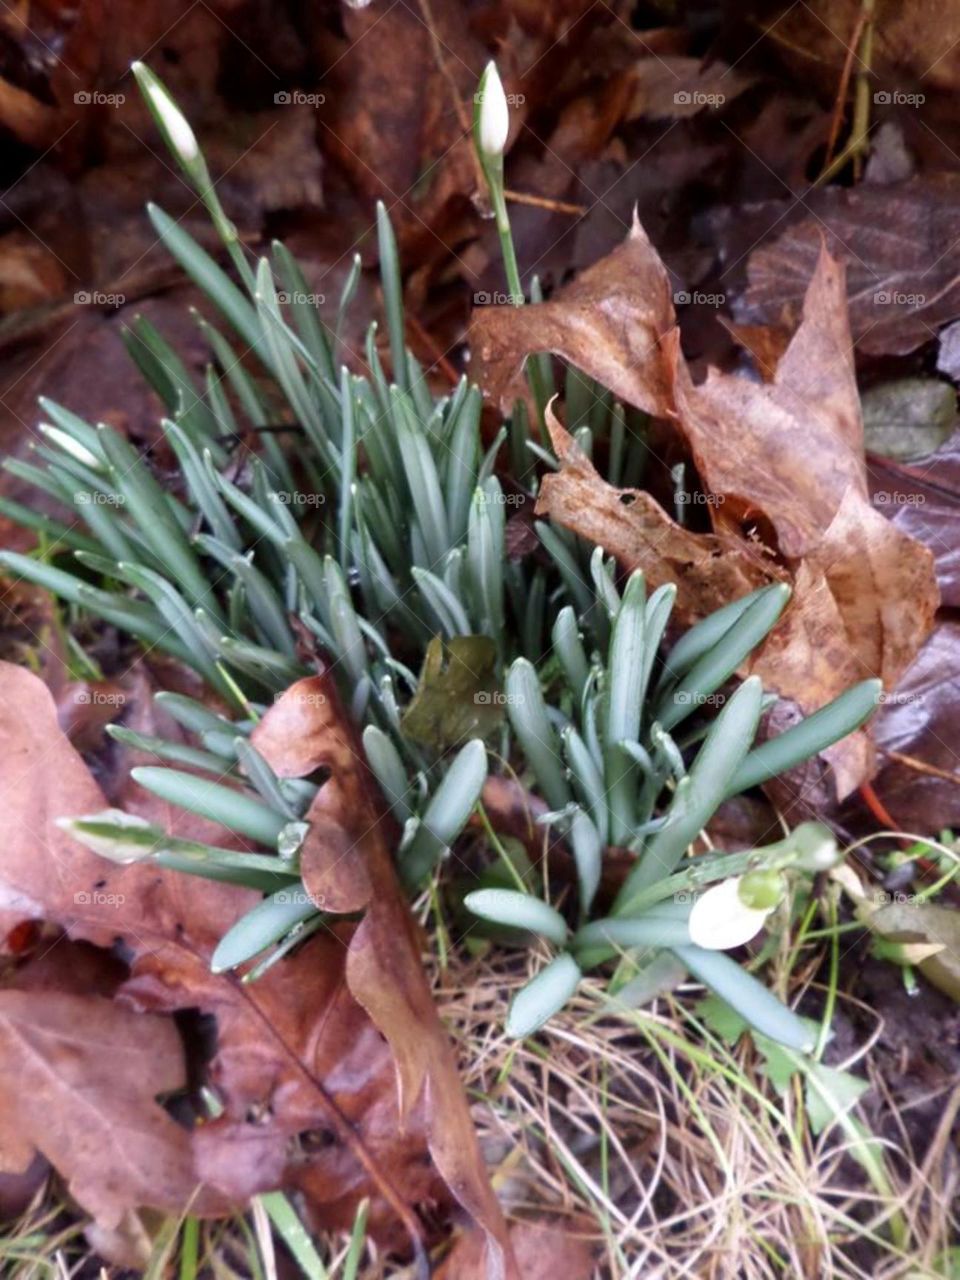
[0,661,442,1255]
[250,673,517,1280]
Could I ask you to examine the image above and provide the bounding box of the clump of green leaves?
[3,66,881,1054]
[465,569,879,1044]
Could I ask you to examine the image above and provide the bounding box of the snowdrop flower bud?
[37,424,101,470]
[791,821,839,872]
[477,61,509,158]
[688,872,784,950]
[132,62,200,168]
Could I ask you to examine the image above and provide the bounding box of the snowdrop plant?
[465,567,881,1045]
[2,67,882,1044]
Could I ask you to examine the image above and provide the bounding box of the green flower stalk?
[473,61,547,422]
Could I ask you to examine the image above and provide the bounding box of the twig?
[823,7,869,166]
[504,189,586,216]
[883,749,960,788]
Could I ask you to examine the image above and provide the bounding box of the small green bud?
[738,869,786,911]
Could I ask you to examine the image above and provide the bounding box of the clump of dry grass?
[435,943,960,1279]
[5,922,957,1280]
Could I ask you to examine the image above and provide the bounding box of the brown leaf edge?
[251,671,518,1280]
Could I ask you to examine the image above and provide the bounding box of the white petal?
[688,876,772,950]
[144,78,199,164]
[478,62,509,157]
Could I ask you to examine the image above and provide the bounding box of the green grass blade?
[618,676,764,906]
[656,584,790,731]
[211,886,320,972]
[673,944,815,1051]
[505,658,571,813]
[400,739,487,887]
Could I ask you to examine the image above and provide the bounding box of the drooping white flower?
[477,61,509,158]
[688,873,782,950]
[132,61,199,165]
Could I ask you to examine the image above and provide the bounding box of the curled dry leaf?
[0,662,510,1270]
[539,411,782,612]
[471,213,676,418]
[507,225,938,798]
[250,673,517,1280]
[437,1219,595,1280]
[673,247,938,698]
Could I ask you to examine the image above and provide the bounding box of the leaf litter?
[0,661,515,1276]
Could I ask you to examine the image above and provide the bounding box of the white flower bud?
[688,875,775,950]
[132,62,199,165]
[38,424,101,469]
[477,61,509,158]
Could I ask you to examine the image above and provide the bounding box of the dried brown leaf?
[538,412,782,618]
[471,215,676,418]
[0,989,224,1226]
[627,56,754,120]
[529,227,938,797]
[0,662,451,1253]
[742,178,960,357]
[251,674,517,1280]
[675,245,938,698]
